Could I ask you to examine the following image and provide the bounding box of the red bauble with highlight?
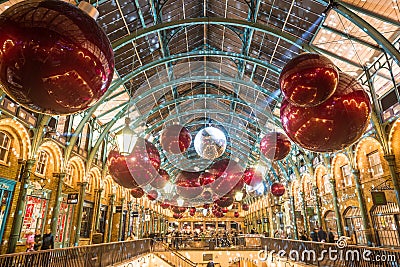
[214,196,234,208]
[160,124,192,154]
[242,204,249,211]
[150,169,170,189]
[242,168,263,187]
[271,182,286,197]
[208,159,244,197]
[279,53,339,107]
[107,149,138,188]
[260,132,291,161]
[173,213,183,219]
[280,72,371,152]
[234,211,240,218]
[0,0,114,115]
[176,171,203,199]
[130,187,144,198]
[160,202,170,209]
[147,190,158,201]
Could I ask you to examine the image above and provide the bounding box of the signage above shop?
[115,206,122,213]
[370,179,394,192]
[263,217,268,223]
[67,193,79,204]
[132,211,139,217]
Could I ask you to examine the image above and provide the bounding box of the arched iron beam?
[112,17,315,52]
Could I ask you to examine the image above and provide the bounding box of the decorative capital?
[384,154,396,166]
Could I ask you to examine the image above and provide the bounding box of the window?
[35,150,49,176]
[323,174,332,195]
[368,150,384,177]
[64,165,73,186]
[341,164,353,187]
[0,131,11,163]
[86,174,93,194]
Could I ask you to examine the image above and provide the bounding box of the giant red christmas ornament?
[176,171,203,198]
[160,201,170,209]
[147,190,158,201]
[242,168,263,187]
[279,53,339,107]
[234,211,240,218]
[160,124,192,154]
[126,138,161,186]
[199,171,216,186]
[260,132,291,161]
[0,0,114,115]
[208,159,244,197]
[214,196,234,208]
[271,182,286,197]
[107,149,138,188]
[221,207,229,213]
[242,204,249,211]
[190,207,197,213]
[171,206,187,214]
[150,169,170,189]
[130,187,144,198]
[173,213,183,219]
[280,72,371,152]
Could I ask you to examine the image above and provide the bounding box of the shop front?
[324,210,338,240]
[371,202,400,247]
[55,194,75,248]
[0,178,16,244]
[344,206,367,245]
[80,201,94,238]
[98,205,108,240]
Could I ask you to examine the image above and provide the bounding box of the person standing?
[327,228,335,243]
[317,227,327,242]
[25,232,35,252]
[207,259,215,267]
[310,228,319,242]
[300,231,309,241]
[41,229,54,250]
[34,230,42,251]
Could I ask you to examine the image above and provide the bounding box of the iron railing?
[154,240,197,267]
[0,239,150,267]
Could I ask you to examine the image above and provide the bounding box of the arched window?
[65,164,73,186]
[86,174,93,194]
[323,174,331,195]
[0,131,11,163]
[35,150,49,176]
[341,164,352,187]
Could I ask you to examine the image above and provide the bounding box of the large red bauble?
[208,159,244,197]
[279,53,338,107]
[203,204,210,209]
[150,169,170,189]
[242,204,249,211]
[130,187,144,198]
[147,190,158,201]
[171,206,187,214]
[242,168,263,187]
[0,0,114,115]
[260,132,291,161]
[271,182,286,197]
[189,211,195,217]
[126,138,161,186]
[280,72,371,152]
[160,125,192,154]
[173,213,183,219]
[107,149,138,188]
[234,211,240,218]
[190,207,197,213]
[214,196,234,208]
[175,171,203,199]
[199,172,216,186]
[160,202,170,209]
[221,207,229,213]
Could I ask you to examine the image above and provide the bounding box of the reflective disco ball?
[271,182,286,197]
[279,53,339,107]
[0,0,114,115]
[130,187,144,198]
[175,171,203,199]
[242,203,249,211]
[194,127,227,160]
[242,168,263,187]
[160,124,192,154]
[126,137,161,186]
[150,169,170,189]
[107,149,138,188]
[260,132,291,161]
[280,72,371,152]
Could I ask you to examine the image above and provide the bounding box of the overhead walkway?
[0,237,398,267]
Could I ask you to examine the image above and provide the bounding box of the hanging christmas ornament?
[160,124,192,154]
[130,187,144,198]
[270,182,286,197]
[260,132,291,161]
[194,126,227,160]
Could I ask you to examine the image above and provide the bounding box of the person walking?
[317,227,327,242]
[327,228,335,243]
[41,229,54,250]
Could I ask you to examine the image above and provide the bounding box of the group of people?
[300,227,335,243]
[26,229,54,252]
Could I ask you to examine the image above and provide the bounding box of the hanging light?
[177,197,184,207]
[235,191,244,202]
[115,117,137,155]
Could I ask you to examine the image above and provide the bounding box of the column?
[74,181,88,246]
[127,201,132,237]
[330,178,344,237]
[299,191,309,234]
[107,194,115,243]
[313,186,323,228]
[119,198,125,241]
[50,172,66,236]
[94,188,104,232]
[353,170,374,246]
[8,159,36,253]
[384,155,400,208]
[289,195,298,240]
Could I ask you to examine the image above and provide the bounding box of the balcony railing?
[0,239,150,267]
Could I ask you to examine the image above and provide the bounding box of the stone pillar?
[384,155,400,208]
[289,195,298,240]
[50,172,66,237]
[74,181,88,246]
[299,191,309,234]
[353,170,374,246]
[119,198,125,241]
[127,201,132,237]
[330,178,344,237]
[8,159,36,253]
[94,188,103,231]
[107,194,115,243]
[313,186,323,228]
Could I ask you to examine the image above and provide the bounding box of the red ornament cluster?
[270,182,286,197]
[160,125,192,154]
[0,0,114,115]
[260,132,291,161]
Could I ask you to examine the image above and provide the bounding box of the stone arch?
[103,176,114,197]
[37,140,63,173]
[315,164,328,195]
[0,118,31,160]
[89,166,101,190]
[67,156,85,186]
[331,153,351,190]
[354,136,387,182]
[388,118,400,169]
[301,173,313,201]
